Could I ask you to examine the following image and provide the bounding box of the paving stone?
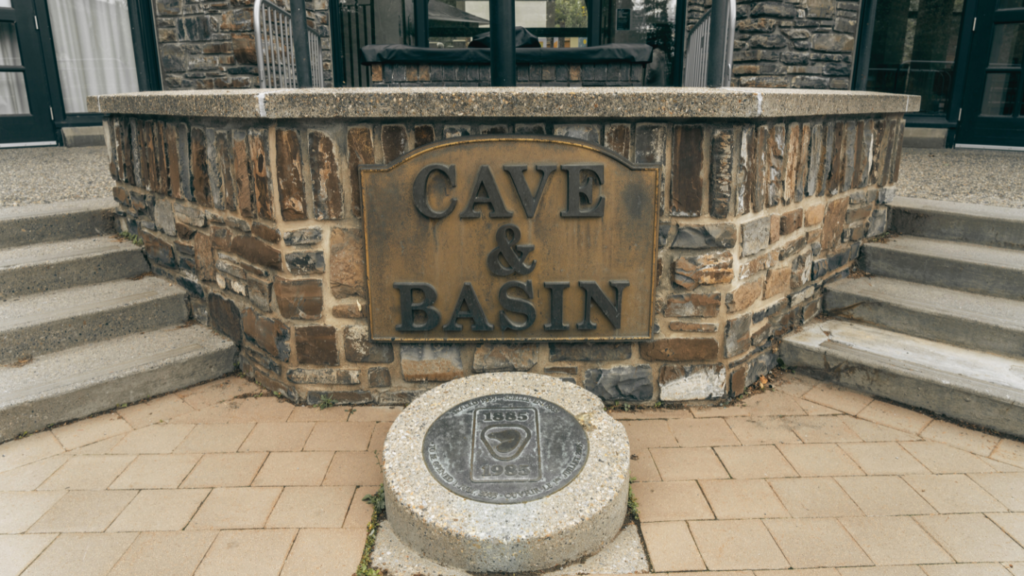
[699,478,790,519]
[0,491,65,533]
[108,531,217,576]
[620,419,676,449]
[915,514,1024,562]
[0,534,58,576]
[715,445,798,478]
[50,414,133,451]
[322,451,382,486]
[900,441,995,474]
[690,519,790,570]
[857,401,932,434]
[281,528,365,576]
[107,488,209,532]
[629,447,661,482]
[777,444,864,477]
[240,423,314,453]
[769,478,863,518]
[669,418,741,447]
[303,422,374,452]
[903,474,1007,514]
[21,533,137,576]
[187,486,282,530]
[727,416,802,445]
[839,443,929,475]
[763,518,871,568]
[180,452,268,488]
[109,454,200,489]
[252,452,333,487]
[174,423,254,453]
[194,529,297,576]
[0,456,69,491]
[266,486,355,528]
[839,516,953,565]
[642,521,705,571]
[834,476,936,516]
[631,481,714,522]
[650,447,730,480]
[38,455,136,491]
[782,416,861,443]
[970,474,1024,511]
[28,490,136,533]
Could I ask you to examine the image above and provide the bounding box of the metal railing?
[682,0,735,87]
[255,0,325,89]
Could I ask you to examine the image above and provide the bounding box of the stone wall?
[100,91,906,407]
[369,62,646,87]
[687,0,859,89]
[153,0,333,90]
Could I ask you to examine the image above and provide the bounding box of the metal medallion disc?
[422,394,589,504]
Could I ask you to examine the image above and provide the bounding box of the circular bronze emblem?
[422,394,590,504]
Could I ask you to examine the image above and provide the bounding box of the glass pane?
[0,0,11,8]
[990,23,1024,66]
[0,22,22,66]
[0,71,30,115]
[46,0,139,114]
[980,72,1020,115]
[865,0,964,115]
[997,0,1024,8]
[431,1,591,48]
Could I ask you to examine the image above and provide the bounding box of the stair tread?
[0,325,235,408]
[829,276,1024,331]
[0,199,117,224]
[890,196,1024,224]
[786,319,1024,402]
[0,276,185,330]
[866,235,1024,270]
[0,236,140,270]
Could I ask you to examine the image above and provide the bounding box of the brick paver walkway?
[2,373,1024,576]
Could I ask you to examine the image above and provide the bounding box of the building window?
[866,0,965,115]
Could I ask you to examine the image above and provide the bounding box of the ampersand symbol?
[487,224,536,277]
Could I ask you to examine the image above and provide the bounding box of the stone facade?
[153,0,333,90]
[369,63,646,87]
[102,98,905,407]
[687,0,859,89]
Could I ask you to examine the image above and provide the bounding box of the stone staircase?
[783,197,1024,438]
[0,199,237,442]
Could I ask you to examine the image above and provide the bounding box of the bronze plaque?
[360,135,659,342]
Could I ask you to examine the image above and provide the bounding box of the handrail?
[255,0,325,89]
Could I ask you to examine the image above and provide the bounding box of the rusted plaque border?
[359,135,660,343]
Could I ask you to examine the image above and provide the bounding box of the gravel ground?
[897,147,1024,209]
[0,146,113,207]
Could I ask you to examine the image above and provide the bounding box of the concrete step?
[0,277,188,364]
[826,276,1024,358]
[0,325,238,442]
[782,319,1024,439]
[889,197,1024,251]
[860,236,1024,301]
[0,199,116,249]
[0,236,150,299]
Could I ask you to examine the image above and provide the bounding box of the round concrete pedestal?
[383,373,630,573]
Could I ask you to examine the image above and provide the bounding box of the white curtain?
[0,22,30,115]
[46,0,138,114]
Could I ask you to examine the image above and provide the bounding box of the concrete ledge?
[89,87,921,120]
[60,126,106,148]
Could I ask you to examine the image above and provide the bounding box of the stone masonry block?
[276,128,307,221]
[344,325,394,363]
[584,365,653,402]
[309,130,342,220]
[741,216,771,257]
[400,343,464,382]
[296,326,339,366]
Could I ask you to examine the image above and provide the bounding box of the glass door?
[958,0,1024,146]
[0,0,56,145]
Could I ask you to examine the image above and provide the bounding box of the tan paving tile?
[764,518,871,568]
[253,452,333,486]
[971,474,1024,511]
[107,489,210,532]
[802,384,873,416]
[778,444,864,477]
[783,416,861,443]
[839,416,919,442]
[347,406,403,422]
[669,418,741,447]
[0,491,65,534]
[266,486,356,528]
[173,423,255,453]
[920,420,1000,457]
[641,521,705,571]
[187,486,281,530]
[769,478,863,518]
[239,422,315,452]
[631,481,714,522]
[0,432,64,474]
[288,406,355,423]
[798,399,843,416]
[50,414,132,451]
[1003,562,1024,576]
[904,474,1006,513]
[367,421,392,454]
[699,479,790,519]
[921,565,1015,576]
[342,486,380,529]
[839,443,928,475]
[108,424,194,454]
[839,567,929,576]
[109,454,200,489]
[37,455,136,491]
[322,451,383,486]
[989,513,1024,548]
[742,392,808,416]
[900,441,995,474]
[992,439,1024,469]
[650,447,730,480]
[756,569,840,576]
[108,530,217,576]
[773,373,821,398]
[28,490,137,533]
[180,452,268,488]
[281,528,366,576]
[834,476,936,516]
[689,519,790,570]
[173,396,295,425]
[715,446,799,479]
[857,401,932,435]
[0,455,69,491]
[981,457,1024,473]
[20,533,137,576]
[303,422,374,452]
[726,417,802,445]
[915,514,1024,562]
[176,377,260,409]
[117,395,195,429]
[691,403,751,418]
[629,448,662,482]
[840,516,953,565]
[621,420,678,449]
[194,528,296,576]
[68,434,126,455]
[613,408,693,420]
[0,534,57,576]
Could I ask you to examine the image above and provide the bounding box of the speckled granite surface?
[898,147,1024,209]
